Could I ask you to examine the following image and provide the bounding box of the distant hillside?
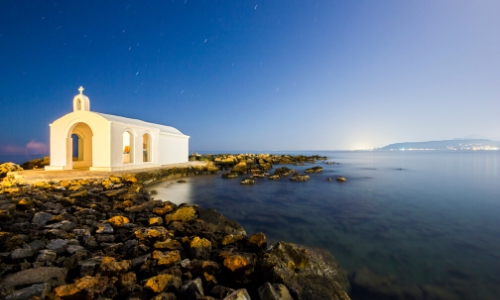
[381,139,500,150]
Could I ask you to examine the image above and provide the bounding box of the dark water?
[149,151,500,299]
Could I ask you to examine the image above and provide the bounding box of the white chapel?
[45,87,190,171]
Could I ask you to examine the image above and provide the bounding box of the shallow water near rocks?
[149,151,500,299]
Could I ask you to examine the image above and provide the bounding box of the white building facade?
[45,87,190,171]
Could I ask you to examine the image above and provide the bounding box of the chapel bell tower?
[73,86,90,112]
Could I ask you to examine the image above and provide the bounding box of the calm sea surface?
[151,151,500,299]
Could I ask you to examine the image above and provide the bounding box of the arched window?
[143,133,151,162]
[123,131,134,164]
[77,99,82,110]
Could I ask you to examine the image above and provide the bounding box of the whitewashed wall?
[46,111,111,170]
[108,123,161,171]
[159,134,189,165]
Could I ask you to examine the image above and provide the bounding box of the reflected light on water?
[148,179,193,205]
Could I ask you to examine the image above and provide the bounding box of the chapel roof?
[95,112,187,136]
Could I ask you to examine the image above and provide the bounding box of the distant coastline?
[379,139,500,151]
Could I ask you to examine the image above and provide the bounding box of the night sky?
[1,1,499,154]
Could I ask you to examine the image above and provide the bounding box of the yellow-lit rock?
[154,239,182,250]
[145,274,173,293]
[33,181,51,189]
[123,200,134,207]
[165,206,196,223]
[231,161,247,173]
[152,202,175,216]
[135,226,169,240]
[149,217,163,226]
[120,272,136,288]
[153,250,181,265]
[203,271,217,285]
[16,198,32,209]
[222,234,244,245]
[249,232,267,247]
[59,180,72,187]
[122,174,137,183]
[205,162,220,172]
[189,236,212,259]
[223,255,248,272]
[108,215,130,227]
[98,256,130,273]
[54,276,108,298]
[109,176,121,184]
[1,181,13,188]
[69,189,88,198]
[68,184,83,191]
[49,214,64,223]
[101,179,113,190]
[190,236,211,248]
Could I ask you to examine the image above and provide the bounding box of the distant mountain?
[453,135,491,140]
[381,139,500,151]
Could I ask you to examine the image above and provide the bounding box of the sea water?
[148,151,500,299]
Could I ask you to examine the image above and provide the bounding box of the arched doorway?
[143,133,151,162]
[123,131,134,164]
[68,122,93,169]
[72,133,83,161]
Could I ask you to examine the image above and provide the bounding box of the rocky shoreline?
[0,155,351,300]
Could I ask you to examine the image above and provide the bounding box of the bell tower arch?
[73,86,91,111]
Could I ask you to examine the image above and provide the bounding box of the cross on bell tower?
[73,86,90,112]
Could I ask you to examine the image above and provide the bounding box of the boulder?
[258,282,280,300]
[221,172,239,179]
[45,239,68,253]
[249,232,267,248]
[222,288,251,300]
[199,208,246,236]
[144,273,175,293]
[305,166,323,173]
[290,173,310,182]
[190,237,212,260]
[4,283,50,300]
[240,178,255,185]
[10,249,34,260]
[152,250,181,266]
[179,277,204,299]
[53,275,108,299]
[165,205,198,223]
[152,201,177,216]
[0,163,23,179]
[20,156,50,170]
[231,162,248,174]
[154,239,183,250]
[222,234,244,246]
[259,242,350,300]
[96,223,114,234]
[0,267,67,291]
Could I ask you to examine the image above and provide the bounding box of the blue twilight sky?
[1,0,499,153]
